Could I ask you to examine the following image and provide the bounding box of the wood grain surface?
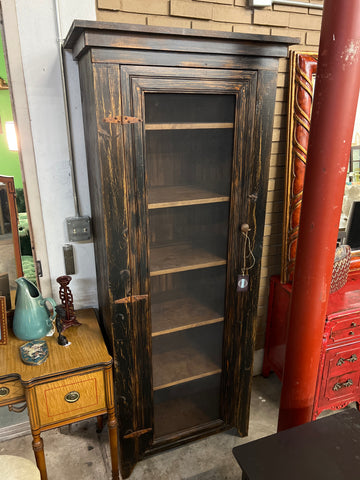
[148,185,229,209]
[145,122,234,130]
[34,370,106,425]
[63,21,297,478]
[151,289,224,336]
[0,309,111,384]
[150,243,227,276]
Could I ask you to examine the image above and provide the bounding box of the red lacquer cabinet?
[263,272,360,419]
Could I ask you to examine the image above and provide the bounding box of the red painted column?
[278,0,360,431]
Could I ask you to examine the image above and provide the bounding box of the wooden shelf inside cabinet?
[148,186,229,210]
[152,335,222,390]
[150,243,226,277]
[153,385,221,439]
[151,290,224,337]
[145,122,234,131]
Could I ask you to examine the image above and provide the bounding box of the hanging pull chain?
[237,224,256,292]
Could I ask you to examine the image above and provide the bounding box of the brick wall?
[96,0,323,350]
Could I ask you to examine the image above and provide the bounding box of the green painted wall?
[0,35,22,188]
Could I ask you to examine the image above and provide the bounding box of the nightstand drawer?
[34,370,107,426]
[0,379,25,405]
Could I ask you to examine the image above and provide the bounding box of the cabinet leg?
[108,410,119,480]
[32,432,47,480]
[261,357,271,378]
[96,414,104,433]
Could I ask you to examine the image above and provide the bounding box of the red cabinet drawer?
[322,371,359,403]
[327,344,360,376]
[318,344,360,408]
[329,315,360,343]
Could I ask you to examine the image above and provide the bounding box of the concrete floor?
[0,374,282,479]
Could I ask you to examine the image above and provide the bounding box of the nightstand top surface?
[0,309,112,384]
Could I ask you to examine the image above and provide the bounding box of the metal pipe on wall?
[249,0,323,9]
[53,0,80,217]
[278,0,360,431]
[275,0,323,8]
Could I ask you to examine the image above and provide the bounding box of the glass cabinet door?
[144,92,235,439]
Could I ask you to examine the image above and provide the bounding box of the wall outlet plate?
[66,216,92,242]
[248,0,272,6]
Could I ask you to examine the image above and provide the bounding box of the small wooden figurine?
[55,305,69,346]
[56,275,81,330]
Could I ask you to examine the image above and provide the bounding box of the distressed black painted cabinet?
[64,21,295,478]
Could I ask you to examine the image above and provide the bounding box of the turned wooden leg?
[108,410,119,480]
[32,432,47,480]
[104,366,119,479]
[96,415,104,433]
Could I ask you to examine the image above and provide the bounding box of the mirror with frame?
[281,51,360,284]
[281,51,318,284]
[0,175,23,309]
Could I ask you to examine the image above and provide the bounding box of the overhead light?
[5,121,18,151]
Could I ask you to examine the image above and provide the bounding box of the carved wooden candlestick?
[56,275,81,330]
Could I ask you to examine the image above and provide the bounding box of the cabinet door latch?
[104,115,142,124]
[115,294,148,304]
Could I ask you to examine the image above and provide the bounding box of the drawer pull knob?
[0,387,10,397]
[349,331,355,335]
[8,403,27,413]
[64,391,80,403]
[351,322,357,327]
[333,379,353,391]
[337,354,358,366]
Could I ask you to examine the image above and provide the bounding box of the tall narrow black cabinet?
[64,21,296,478]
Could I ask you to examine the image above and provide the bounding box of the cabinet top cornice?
[64,20,299,60]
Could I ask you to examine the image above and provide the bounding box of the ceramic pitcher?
[13,277,57,340]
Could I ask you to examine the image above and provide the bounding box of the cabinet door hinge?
[114,294,148,304]
[123,428,152,439]
[104,115,142,124]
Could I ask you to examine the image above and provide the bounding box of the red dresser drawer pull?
[351,322,357,327]
[336,354,358,366]
[333,379,353,391]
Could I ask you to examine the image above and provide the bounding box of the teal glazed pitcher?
[13,277,57,341]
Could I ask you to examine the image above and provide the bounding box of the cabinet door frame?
[121,65,261,440]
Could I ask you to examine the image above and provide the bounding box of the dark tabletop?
[233,408,360,480]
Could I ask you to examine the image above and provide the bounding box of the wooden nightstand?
[0,309,119,480]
